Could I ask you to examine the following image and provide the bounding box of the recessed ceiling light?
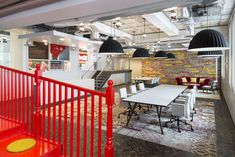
[142,34,147,38]
[116,21,122,26]
[42,39,47,43]
[79,27,85,31]
[59,38,65,41]
[114,17,121,20]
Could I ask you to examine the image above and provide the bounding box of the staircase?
[0,118,61,157]
[92,71,112,90]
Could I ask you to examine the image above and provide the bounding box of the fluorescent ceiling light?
[59,38,65,41]
[42,39,47,42]
[143,12,179,36]
[182,43,189,47]
[91,22,132,40]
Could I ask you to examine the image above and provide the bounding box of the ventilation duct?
[90,32,100,40]
[171,7,190,23]
[185,24,195,38]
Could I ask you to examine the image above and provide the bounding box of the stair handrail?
[82,57,101,79]
[96,57,112,79]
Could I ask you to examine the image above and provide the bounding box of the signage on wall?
[79,50,88,64]
[50,44,66,59]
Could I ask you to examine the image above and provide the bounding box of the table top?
[132,77,154,81]
[123,84,187,107]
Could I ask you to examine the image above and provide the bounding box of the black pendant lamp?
[99,37,124,54]
[188,29,229,51]
[167,53,176,59]
[197,51,223,57]
[155,51,167,58]
[133,48,150,58]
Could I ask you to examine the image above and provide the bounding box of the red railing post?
[34,64,42,139]
[105,80,114,157]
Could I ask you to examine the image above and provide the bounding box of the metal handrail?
[95,57,112,79]
[81,57,101,79]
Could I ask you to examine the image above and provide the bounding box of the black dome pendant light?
[99,21,124,54]
[188,3,229,51]
[132,19,150,58]
[197,51,223,57]
[99,37,124,54]
[133,48,150,58]
[167,53,176,59]
[188,29,228,51]
[155,50,167,58]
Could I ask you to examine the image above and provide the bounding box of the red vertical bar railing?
[30,76,34,133]
[98,96,102,157]
[42,80,46,139]
[26,75,29,130]
[105,80,115,157]
[76,90,81,157]
[34,64,42,139]
[64,86,68,157]
[53,83,56,143]
[58,85,62,144]
[90,95,95,157]
[22,75,25,123]
[70,88,74,157]
[47,81,51,140]
[83,92,88,157]
[7,71,10,119]
[0,65,116,157]
[4,69,6,118]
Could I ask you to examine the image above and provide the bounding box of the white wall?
[221,79,235,124]
[221,17,235,125]
[9,29,28,70]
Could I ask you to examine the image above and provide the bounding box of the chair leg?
[190,112,194,122]
[177,118,181,133]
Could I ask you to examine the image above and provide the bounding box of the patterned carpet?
[114,96,216,157]
[46,92,216,157]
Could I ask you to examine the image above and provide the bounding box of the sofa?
[176,76,210,89]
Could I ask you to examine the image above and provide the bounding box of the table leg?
[126,102,138,126]
[156,106,163,134]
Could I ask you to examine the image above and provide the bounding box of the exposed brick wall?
[142,51,217,84]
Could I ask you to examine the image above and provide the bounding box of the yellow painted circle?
[6,138,36,153]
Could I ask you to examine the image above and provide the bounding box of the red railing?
[0,64,114,157]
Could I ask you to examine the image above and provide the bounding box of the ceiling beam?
[91,22,132,40]
[143,12,179,36]
[0,0,203,30]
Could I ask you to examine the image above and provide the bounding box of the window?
[232,15,235,92]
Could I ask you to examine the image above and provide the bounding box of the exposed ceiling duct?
[192,0,223,16]
[171,7,191,23]
[143,12,179,36]
[185,24,195,37]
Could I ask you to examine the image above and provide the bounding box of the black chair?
[202,80,218,94]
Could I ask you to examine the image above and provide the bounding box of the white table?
[123,84,187,134]
[132,77,154,81]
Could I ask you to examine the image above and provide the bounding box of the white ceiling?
[1,0,234,50]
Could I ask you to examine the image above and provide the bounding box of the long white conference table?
[123,84,188,134]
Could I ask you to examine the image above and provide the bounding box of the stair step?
[0,118,25,140]
[0,118,61,157]
[0,134,61,157]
